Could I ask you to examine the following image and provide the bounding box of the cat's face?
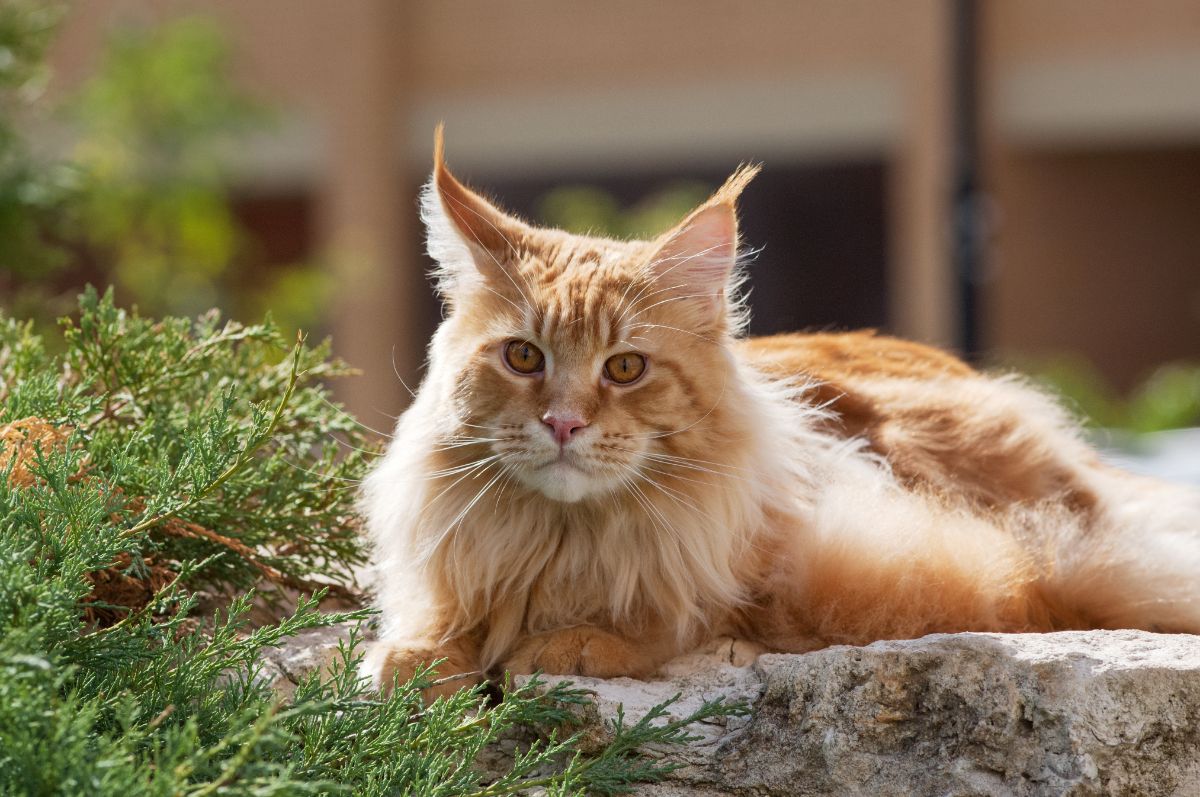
[423,129,757,503]
[447,240,725,503]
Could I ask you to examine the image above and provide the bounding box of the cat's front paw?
[364,638,481,701]
[503,627,654,679]
[699,635,768,666]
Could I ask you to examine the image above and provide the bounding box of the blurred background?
[2,0,1198,479]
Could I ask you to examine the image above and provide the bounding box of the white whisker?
[390,344,419,400]
[426,464,506,563]
[317,395,394,440]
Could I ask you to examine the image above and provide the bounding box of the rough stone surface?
[266,627,1200,796]
[258,621,363,697]
[536,632,1200,797]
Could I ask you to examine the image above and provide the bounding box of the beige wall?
[45,0,960,418]
[982,0,1200,387]
[989,0,1200,60]
[43,0,1200,413]
[986,148,1200,390]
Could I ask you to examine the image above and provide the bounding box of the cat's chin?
[519,461,618,503]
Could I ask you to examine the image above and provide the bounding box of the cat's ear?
[644,164,760,327]
[421,125,527,299]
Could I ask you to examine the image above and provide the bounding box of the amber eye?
[604,352,647,385]
[503,340,545,374]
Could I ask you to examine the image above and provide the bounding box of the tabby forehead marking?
[523,268,633,354]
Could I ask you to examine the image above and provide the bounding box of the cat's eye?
[604,352,647,385]
[503,340,545,375]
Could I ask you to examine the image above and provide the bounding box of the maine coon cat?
[363,128,1200,696]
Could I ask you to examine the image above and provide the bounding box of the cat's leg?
[364,635,482,700]
[501,626,662,678]
[697,635,770,666]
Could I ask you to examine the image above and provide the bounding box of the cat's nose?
[542,413,588,445]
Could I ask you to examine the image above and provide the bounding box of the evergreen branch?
[157,514,361,603]
[461,693,749,797]
[118,335,304,542]
[186,702,282,797]
[0,291,745,796]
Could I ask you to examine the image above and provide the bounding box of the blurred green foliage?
[68,17,262,318]
[537,181,712,239]
[1027,356,1200,433]
[0,0,71,287]
[0,0,57,94]
[0,8,330,335]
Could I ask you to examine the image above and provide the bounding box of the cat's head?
[423,127,759,503]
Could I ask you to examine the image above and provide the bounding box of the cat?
[362,127,1200,697]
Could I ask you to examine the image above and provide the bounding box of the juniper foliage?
[2,285,368,607]
[0,290,745,795]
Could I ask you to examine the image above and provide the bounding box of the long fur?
[362,144,1200,689]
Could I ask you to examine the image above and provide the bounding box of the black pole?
[951,0,985,360]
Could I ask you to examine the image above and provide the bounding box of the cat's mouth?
[516,452,609,503]
[503,434,629,502]
[541,449,588,472]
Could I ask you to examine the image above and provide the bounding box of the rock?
[264,625,1200,796]
[526,636,767,758]
[616,632,1200,797]
[258,620,365,697]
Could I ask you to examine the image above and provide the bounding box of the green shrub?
[2,285,369,609]
[1,7,332,333]
[1025,355,1200,433]
[0,290,739,795]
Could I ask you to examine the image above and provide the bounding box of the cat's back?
[739,330,973,384]
[738,330,975,439]
[738,330,1099,509]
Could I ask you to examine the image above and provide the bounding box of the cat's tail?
[1041,468,1200,633]
[793,452,1200,640]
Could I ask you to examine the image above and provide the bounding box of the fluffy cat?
[363,128,1200,696]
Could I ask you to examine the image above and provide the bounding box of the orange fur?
[362,132,1200,693]
[741,332,1101,511]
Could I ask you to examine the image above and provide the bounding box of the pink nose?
[542,413,588,445]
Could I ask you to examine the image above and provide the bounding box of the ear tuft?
[421,125,527,300]
[433,121,446,172]
[430,128,521,256]
[711,162,762,206]
[639,163,760,331]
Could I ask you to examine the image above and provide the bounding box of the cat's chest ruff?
[457,495,655,566]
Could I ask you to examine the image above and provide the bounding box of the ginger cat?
[363,128,1200,696]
